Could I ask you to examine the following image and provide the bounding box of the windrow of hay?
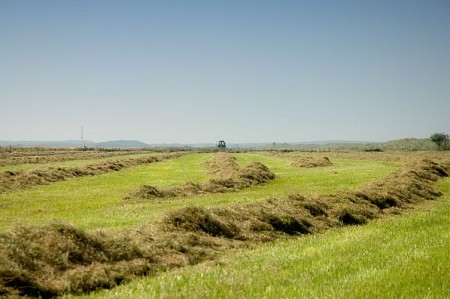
[203,152,241,178]
[0,153,185,193]
[126,153,276,200]
[0,149,155,167]
[291,156,333,168]
[262,149,450,165]
[0,159,448,298]
[261,151,333,168]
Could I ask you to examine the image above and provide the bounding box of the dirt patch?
[126,153,276,200]
[0,153,185,193]
[0,158,448,298]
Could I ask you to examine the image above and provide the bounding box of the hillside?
[0,138,440,151]
[259,138,437,152]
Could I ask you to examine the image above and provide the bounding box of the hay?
[0,223,154,298]
[291,156,333,168]
[338,210,369,225]
[261,152,333,168]
[126,153,276,200]
[0,153,184,193]
[0,149,154,167]
[204,152,240,179]
[167,207,240,238]
[0,158,448,297]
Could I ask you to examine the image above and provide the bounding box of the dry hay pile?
[0,153,184,193]
[291,156,333,168]
[203,152,241,178]
[127,153,276,200]
[0,159,449,298]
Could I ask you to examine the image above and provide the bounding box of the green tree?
[430,133,449,150]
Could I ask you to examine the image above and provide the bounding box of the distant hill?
[0,140,96,147]
[0,140,149,148]
[0,138,438,151]
[374,138,436,151]
[256,138,436,151]
[95,140,150,148]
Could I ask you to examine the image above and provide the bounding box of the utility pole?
[81,126,86,149]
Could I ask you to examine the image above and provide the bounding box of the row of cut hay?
[291,156,333,168]
[0,159,448,298]
[264,149,450,164]
[203,152,241,178]
[163,160,449,238]
[0,153,185,193]
[326,151,450,163]
[0,150,153,167]
[261,151,333,168]
[126,153,276,200]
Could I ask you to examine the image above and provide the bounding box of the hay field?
[0,149,449,298]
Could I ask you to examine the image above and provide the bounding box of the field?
[0,148,449,298]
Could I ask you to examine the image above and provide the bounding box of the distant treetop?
[430,133,449,150]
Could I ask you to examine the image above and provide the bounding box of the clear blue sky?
[1,0,449,144]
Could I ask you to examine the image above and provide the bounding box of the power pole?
[80,126,85,149]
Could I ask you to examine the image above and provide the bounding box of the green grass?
[234,153,399,195]
[0,154,212,230]
[0,153,159,172]
[0,153,398,231]
[71,177,450,299]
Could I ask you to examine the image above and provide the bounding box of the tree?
[430,133,449,150]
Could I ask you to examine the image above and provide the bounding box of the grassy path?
[75,178,450,298]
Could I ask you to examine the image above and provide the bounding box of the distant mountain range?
[0,140,149,148]
[0,138,437,151]
[0,139,372,149]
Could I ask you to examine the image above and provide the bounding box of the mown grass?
[71,177,450,299]
[234,153,399,195]
[0,153,159,172]
[0,154,212,230]
[0,153,398,231]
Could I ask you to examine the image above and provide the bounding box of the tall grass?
[74,178,450,299]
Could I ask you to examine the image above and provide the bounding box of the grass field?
[0,153,158,172]
[67,178,450,299]
[0,153,398,231]
[0,150,449,298]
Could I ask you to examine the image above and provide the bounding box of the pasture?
[0,149,449,298]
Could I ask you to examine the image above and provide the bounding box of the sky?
[1,0,449,144]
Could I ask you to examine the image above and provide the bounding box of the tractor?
[217,140,226,149]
